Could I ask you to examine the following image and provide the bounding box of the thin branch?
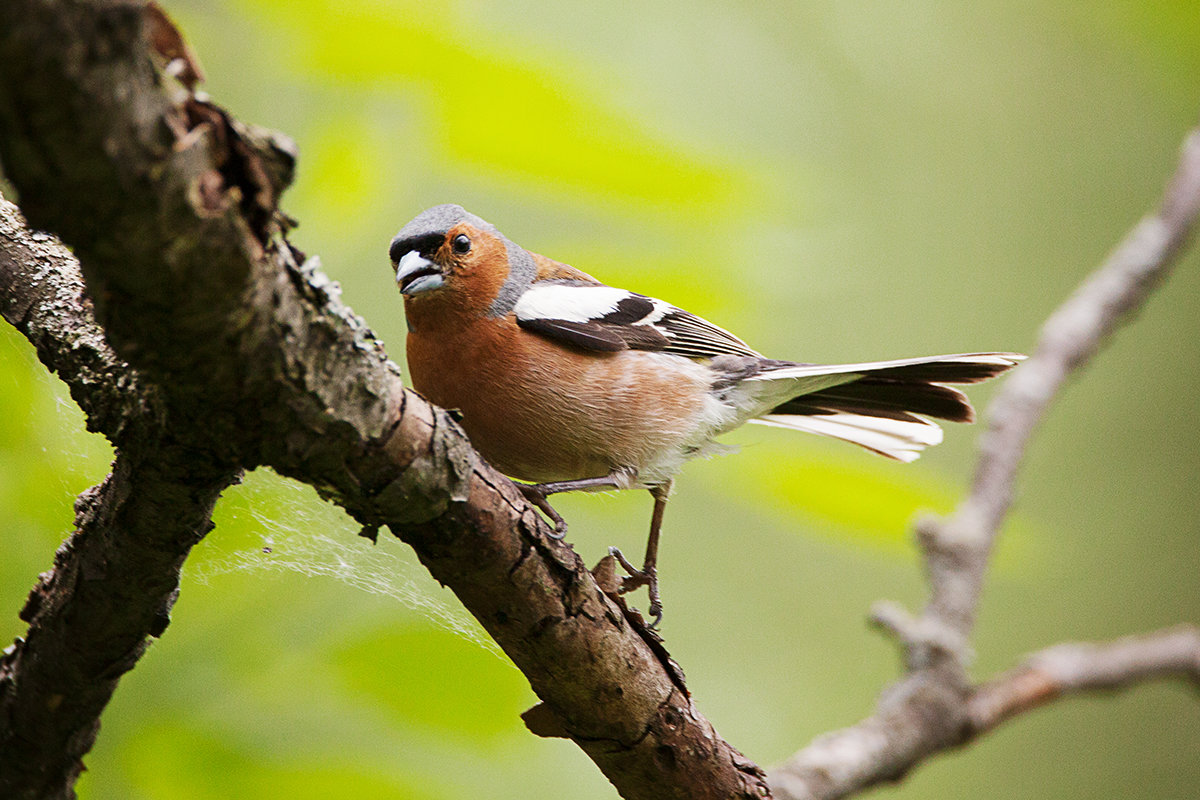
[770,624,1200,800]
[967,624,1200,734]
[769,123,1200,799]
[0,201,149,438]
[920,125,1200,648]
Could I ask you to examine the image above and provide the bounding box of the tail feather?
[856,357,1021,384]
[774,379,975,423]
[750,412,942,462]
[746,352,1024,384]
[743,352,1023,460]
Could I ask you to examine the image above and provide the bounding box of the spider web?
[188,472,505,657]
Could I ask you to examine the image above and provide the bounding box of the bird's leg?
[517,484,568,538]
[517,473,626,539]
[609,481,671,628]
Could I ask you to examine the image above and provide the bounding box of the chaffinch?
[390,204,1022,625]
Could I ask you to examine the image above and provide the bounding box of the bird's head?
[389,204,536,322]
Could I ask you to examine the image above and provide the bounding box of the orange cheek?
[455,241,511,311]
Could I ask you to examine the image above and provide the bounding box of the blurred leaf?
[712,436,957,549]
[108,721,437,800]
[331,624,526,742]
[0,329,113,529]
[709,434,1036,567]
[304,118,391,223]
[243,0,747,216]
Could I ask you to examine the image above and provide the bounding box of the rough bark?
[0,3,768,798]
[0,199,239,799]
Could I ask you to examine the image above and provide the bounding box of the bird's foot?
[517,483,568,539]
[608,546,663,628]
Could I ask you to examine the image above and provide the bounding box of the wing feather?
[514,283,760,359]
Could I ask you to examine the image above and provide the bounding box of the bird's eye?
[452,234,471,254]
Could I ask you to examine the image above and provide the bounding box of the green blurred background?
[3,1,1199,797]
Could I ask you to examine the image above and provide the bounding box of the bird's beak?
[395,250,445,296]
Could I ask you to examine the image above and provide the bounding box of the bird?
[390,204,1022,626]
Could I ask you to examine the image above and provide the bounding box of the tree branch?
[917,124,1200,649]
[967,625,1200,734]
[0,198,239,800]
[768,123,1200,800]
[0,3,767,797]
[0,201,149,439]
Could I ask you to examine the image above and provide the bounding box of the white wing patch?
[514,284,642,323]
[514,282,760,359]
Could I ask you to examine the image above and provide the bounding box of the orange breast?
[406,316,711,483]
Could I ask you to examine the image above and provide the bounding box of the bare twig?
[769,124,1200,800]
[918,125,1200,649]
[770,624,1200,800]
[968,624,1200,734]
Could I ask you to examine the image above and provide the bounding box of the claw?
[519,477,671,626]
[609,545,662,626]
[608,545,640,580]
[517,473,627,540]
[517,483,568,539]
[646,607,663,630]
[646,578,662,629]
